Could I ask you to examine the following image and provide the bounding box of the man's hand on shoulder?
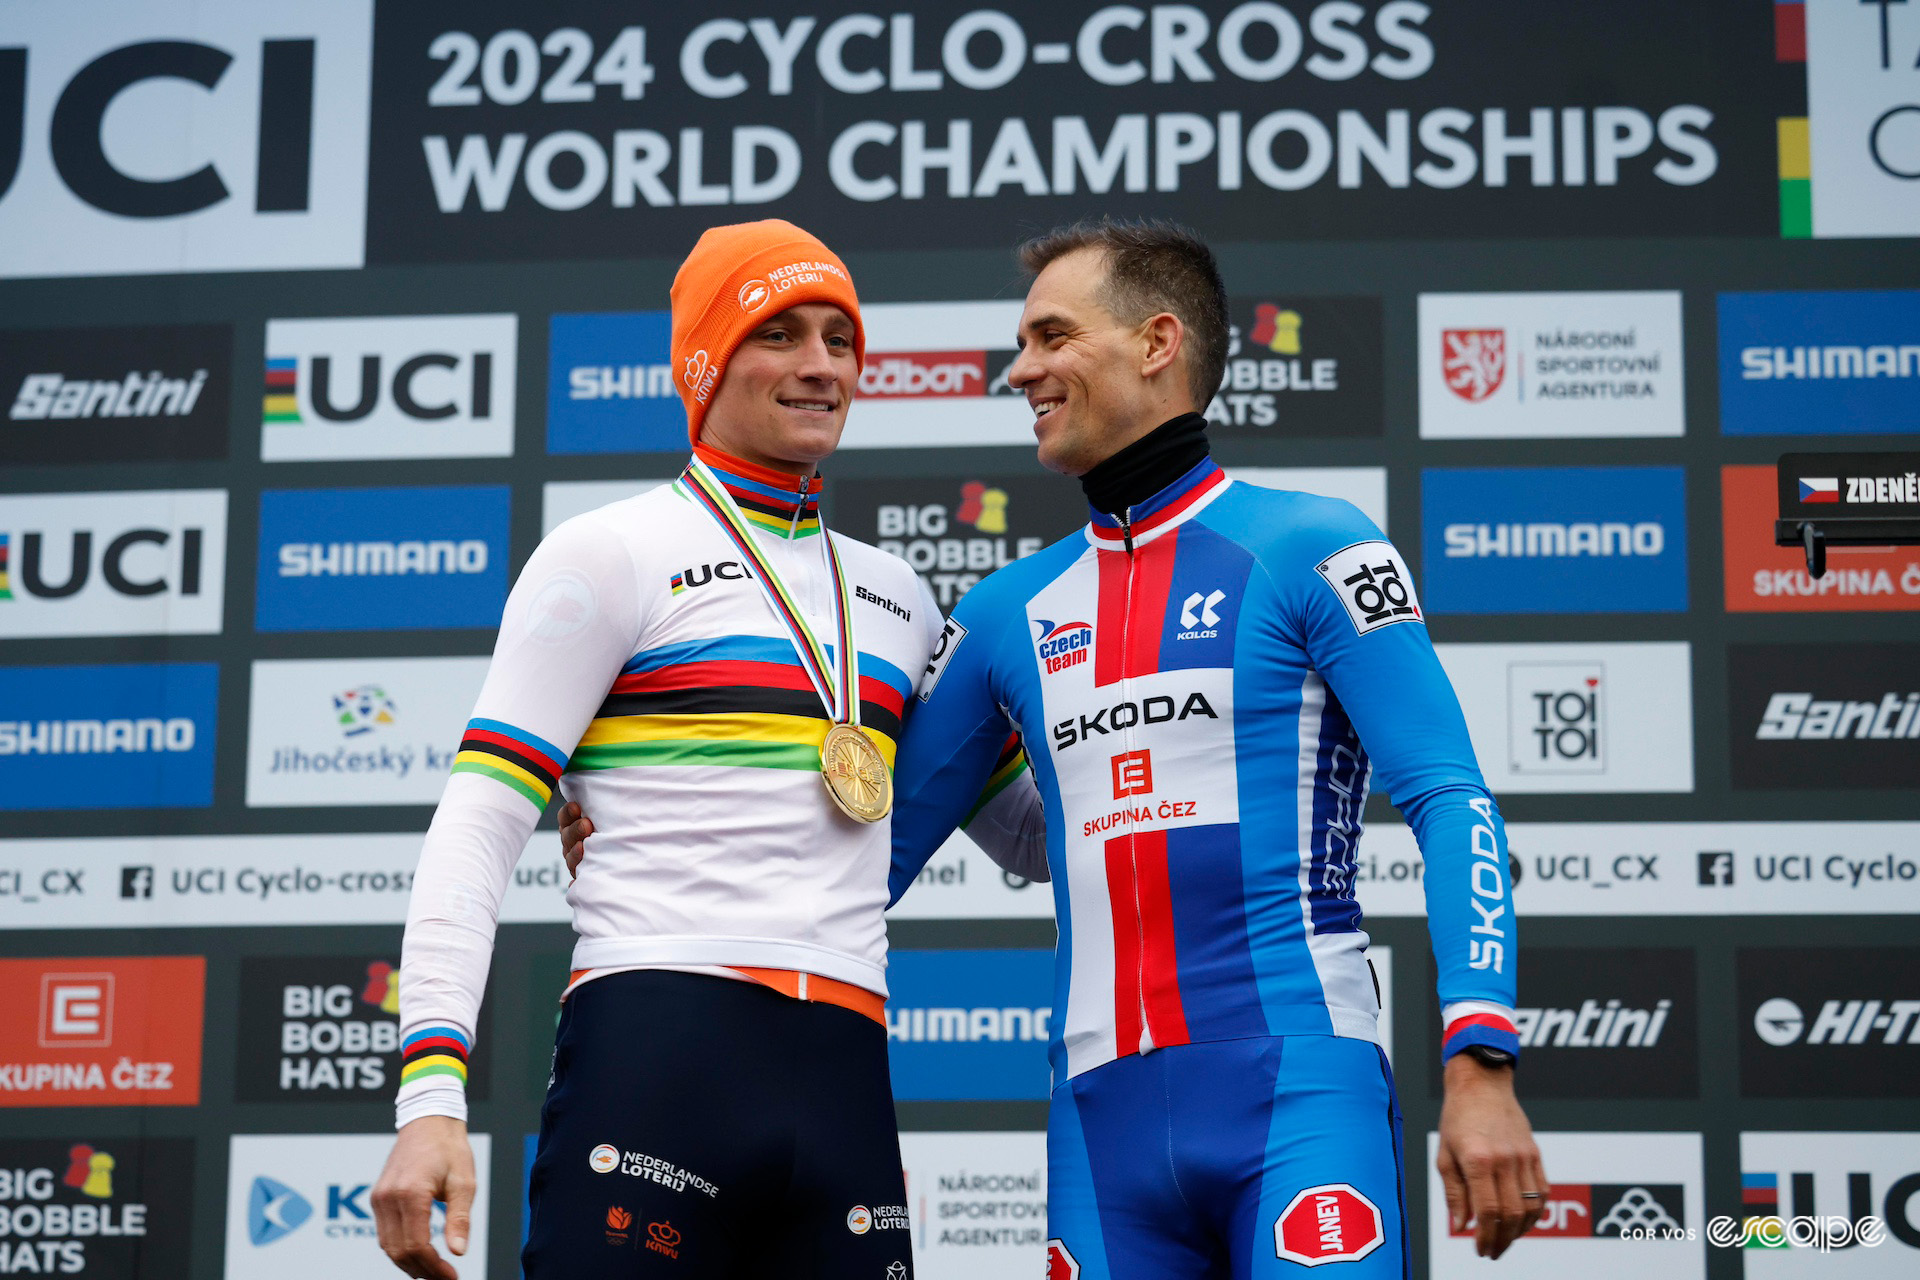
[1435,1054,1546,1260]
[558,801,594,879]
[372,1115,476,1279]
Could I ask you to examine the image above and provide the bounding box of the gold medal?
[820,723,893,823]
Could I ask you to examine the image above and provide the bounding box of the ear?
[1139,312,1185,382]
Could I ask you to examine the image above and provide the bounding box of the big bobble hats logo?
[255,486,509,633]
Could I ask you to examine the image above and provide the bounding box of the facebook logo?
[120,865,154,899]
[547,312,686,455]
[1421,467,1688,614]
[1697,852,1734,886]
[884,949,1053,1100]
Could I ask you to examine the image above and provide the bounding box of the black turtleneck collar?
[1079,412,1211,516]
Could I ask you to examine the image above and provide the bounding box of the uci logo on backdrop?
[262,315,517,461]
[0,0,372,278]
[0,490,227,638]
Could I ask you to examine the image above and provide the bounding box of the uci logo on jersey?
[1034,618,1093,675]
[668,561,748,595]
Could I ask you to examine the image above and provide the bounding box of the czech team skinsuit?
[890,428,1521,1279]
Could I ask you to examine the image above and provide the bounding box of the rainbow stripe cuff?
[401,1025,470,1088]
[451,718,568,811]
[1440,1001,1521,1064]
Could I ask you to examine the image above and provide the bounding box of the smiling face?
[1006,247,1191,477]
[699,302,857,473]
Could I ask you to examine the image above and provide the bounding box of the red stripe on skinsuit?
[1105,835,1143,1058]
[1123,528,1180,679]
[1132,829,1190,1048]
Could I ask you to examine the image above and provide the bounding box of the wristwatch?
[1460,1044,1516,1069]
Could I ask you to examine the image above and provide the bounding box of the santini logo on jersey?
[1052,692,1218,750]
[1034,619,1093,674]
[855,585,910,621]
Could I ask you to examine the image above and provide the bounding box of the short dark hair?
[1018,218,1228,407]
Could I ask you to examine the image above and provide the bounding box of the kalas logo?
[858,351,985,398]
[1035,619,1093,675]
[333,686,395,738]
[1442,329,1507,402]
[247,1176,311,1247]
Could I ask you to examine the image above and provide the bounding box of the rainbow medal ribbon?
[681,458,892,823]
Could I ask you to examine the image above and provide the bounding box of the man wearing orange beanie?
[373,221,1042,1280]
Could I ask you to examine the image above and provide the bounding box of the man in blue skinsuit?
[888,220,1545,1278]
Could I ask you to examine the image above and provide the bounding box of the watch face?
[1467,1045,1516,1066]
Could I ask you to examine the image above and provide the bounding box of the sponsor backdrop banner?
[0,3,1915,1276]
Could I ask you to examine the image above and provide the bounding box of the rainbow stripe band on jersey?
[966,732,1032,823]
[400,1025,470,1087]
[451,718,568,811]
[571,636,911,773]
[692,445,823,540]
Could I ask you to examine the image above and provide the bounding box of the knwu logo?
[0,490,227,637]
[261,315,516,461]
[0,0,372,278]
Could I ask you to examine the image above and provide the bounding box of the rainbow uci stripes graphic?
[451,718,567,811]
[401,1025,470,1088]
[263,357,300,424]
[0,534,11,600]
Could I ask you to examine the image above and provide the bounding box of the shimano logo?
[1443,522,1665,558]
[277,540,488,578]
[1051,692,1218,751]
[1756,693,1920,740]
[1740,345,1920,381]
[568,364,674,401]
[885,1006,1050,1042]
[11,370,211,420]
[1513,999,1671,1049]
[0,717,195,755]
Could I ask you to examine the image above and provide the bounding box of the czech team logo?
[1442,329,1507,402]
[1035,619,1094,675]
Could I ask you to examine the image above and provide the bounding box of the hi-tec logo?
[1752,997,1920,1047]
[0,3,372,278]
[1051,692,1219,751]
[0,491,227,638]
[11,369,209,421]
[1756,692,1920,740]
[278,540,488,579]
[1179,590,1225,639]
[1513,999,1671,1049]
[1035,619,1093,675]
[858,352,985,399]
[884,1006,1051,1042]
[1444,522,1666,558]
[261,316,515,462]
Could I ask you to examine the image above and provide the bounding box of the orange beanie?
[670,220,865,445]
